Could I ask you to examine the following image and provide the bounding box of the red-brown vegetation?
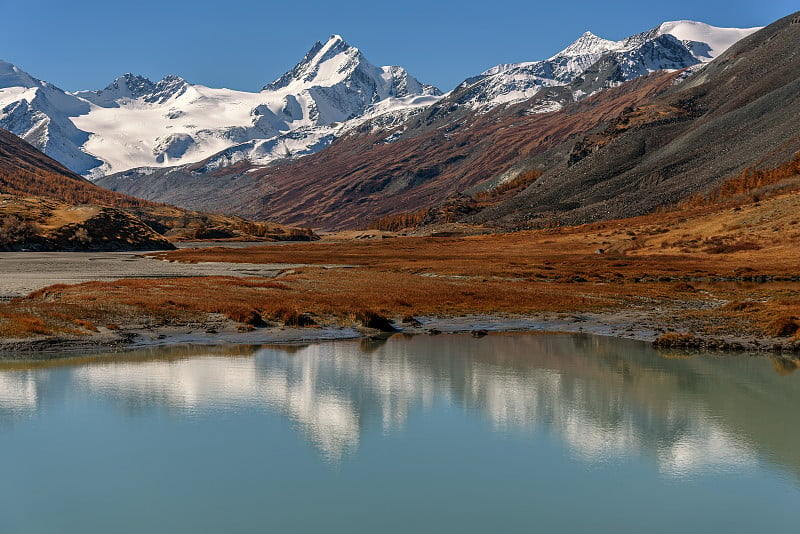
[684,152,800,209]
[0,167,155,209]
[368,208,430,232]
[767,317,800,337]
[0,311,52,337]
[2,182,800,343]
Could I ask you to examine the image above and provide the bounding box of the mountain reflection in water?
[1,333,798,478]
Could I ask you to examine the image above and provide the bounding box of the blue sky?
[1,0,795,92]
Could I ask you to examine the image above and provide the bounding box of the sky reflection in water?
[0,333,797,533]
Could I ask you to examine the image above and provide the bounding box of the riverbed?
[0,245,318,299]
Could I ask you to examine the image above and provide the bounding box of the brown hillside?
[0,129,316,243]
[6,185,798,345]
[0,128,154,208]
[478,11,800,228]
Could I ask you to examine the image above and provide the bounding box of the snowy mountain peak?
[261,34,440,111]
[102,73,156,99]
[454,19,761,112]
[78,73,188,107]
[654,20,762,59]
[325,34,346,47]
[148,75,188,104]
[0,60,40,89]
[557,31,619,57]
[263,34,364,91]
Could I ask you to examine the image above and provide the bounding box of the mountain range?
[99,16,799,230]
[1,21,755,179]
[1,34,441,178]
[4,15,797,231]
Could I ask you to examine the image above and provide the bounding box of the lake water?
[1,333,798,533]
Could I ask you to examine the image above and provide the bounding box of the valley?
[1,181,799,354]
[0,11,797,360]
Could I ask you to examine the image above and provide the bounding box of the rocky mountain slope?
[0,127,152,207]
[3,21,755,181]
[473,11,800,228]
[98,71,681,228]
[0,130,173,250]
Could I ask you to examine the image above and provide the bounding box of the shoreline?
[2,312,799,359]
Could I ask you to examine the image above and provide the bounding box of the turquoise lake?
[1,333,798,533]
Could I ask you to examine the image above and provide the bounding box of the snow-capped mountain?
[0,35,441,177]
[263,35,440,113]
[76,73,190,107]
[1,22,759,178]
[454,21,760,110]
[0,60,102,174]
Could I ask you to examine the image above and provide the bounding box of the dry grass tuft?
[767,316,800,337]
[0,312,51,337]
[272,308,317,327]
[653,332,700,348]
[221,307,265,327]
[73,319,97,332]
[722,301,762,312]
[353,310,397,332]
[702,238,762,254]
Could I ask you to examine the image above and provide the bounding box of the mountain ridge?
[1,20,758,180]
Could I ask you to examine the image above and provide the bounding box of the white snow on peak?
[555,31,620,58]
[457,20,760,112]
[0,61,100,173]
[0,21,761,177]
[0,60,40,89]
[551,21,760,61]
[656,20,761,59]
[2,34,442,177]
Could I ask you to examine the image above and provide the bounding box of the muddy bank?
[1,311,797,358]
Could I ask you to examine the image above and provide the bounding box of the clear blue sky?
[1,0,795,93]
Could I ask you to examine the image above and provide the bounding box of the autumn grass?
[144,189,800,341]
[1,188,799,343]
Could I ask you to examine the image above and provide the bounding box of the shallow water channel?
[1,333,798,533]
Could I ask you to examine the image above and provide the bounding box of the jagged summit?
[264,34,363,91]
[263,34,440,99]
[556,31,619,57]
[79,73,189,107]
[452,20,761,110]
[93,73,155,101]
